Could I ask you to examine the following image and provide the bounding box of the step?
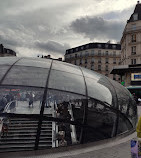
[7,129,52,134]
[0,147,33,153]
[1,133,52,137]
[9,123,52,128]
[8,126,52,130]
[0,140,52,145]
[0,136,52,142]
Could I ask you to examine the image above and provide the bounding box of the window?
[91,50,94,55]
[98,50,101,55]
[131,34,136,42]
[112,45,116,49]
[113,74,116,80]
[75,54,77,58]
[132,24,136,30]
[113,58,116,64]
[81,46,84,50]
[91,58,94,63]
[98,65,101,71]
[98,44,101,48]
[105,65,108,71]
[105,44,108,48]
[79,59,82,65]
[105,58,108,63]
[98,58,101,63]
[131,59,136,65]
[133,13,138,21]
[106,51,108,56]
[131,46,136,55]
[91,65,94,70]
[76,48,78,51]
[85,58,87,64]
[113,51,116,56]
[86,45,89,49]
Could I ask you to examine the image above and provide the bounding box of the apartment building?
[65,42,121,81]
[111,1,141,86]
[0,44,16,57]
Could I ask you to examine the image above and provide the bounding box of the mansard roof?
[128,1,141,23]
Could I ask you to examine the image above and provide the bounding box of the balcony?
[131,52,136,55]
[124,26,141,33]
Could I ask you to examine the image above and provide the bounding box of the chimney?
[137,1,140,4]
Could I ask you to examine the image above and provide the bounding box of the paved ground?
[1,106,141,158]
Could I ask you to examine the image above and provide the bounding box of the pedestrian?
[1,117,9,137]
[29,93,34,108]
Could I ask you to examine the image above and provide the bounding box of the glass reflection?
[0,116,38,152]
[0,86,44,114]
[40,89,86,147]
[84,98,117,143]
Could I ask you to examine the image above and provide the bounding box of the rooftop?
[127,1,141,23]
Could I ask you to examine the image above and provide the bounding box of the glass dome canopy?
[0,57,137,152]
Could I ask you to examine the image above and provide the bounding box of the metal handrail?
[3,100,16,113]
[68,103,77,144]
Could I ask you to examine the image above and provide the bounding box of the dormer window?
[133,13,138,21]
[98,44,101,48]
[76,48,78,51]
[105,44,108,48]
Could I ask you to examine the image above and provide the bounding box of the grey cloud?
[0,34,20,47]
[35,40,70,55]
[70,16,125,41]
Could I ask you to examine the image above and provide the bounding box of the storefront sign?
[131,73,141,81]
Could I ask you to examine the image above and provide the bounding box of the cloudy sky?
[0,0,137,58]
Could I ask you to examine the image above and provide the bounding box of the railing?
[52,101,58,147]
[68,103,77,144]
[3,100,16,113]
[124,26,141,33]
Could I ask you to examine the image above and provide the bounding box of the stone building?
[111,1,141,86]
[65,42,121,81]
[0,44,16,57]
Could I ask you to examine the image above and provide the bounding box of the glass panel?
[52,61,82,76]
[108,79,137,126]
[0,57,19,65]
[0,116,38,152]
[39,121,81,149]
[85,77,112,105]
[39,89,86,149]
[117,113,133,135]
[0,86,44,114]
[0,66,11,82]
[2,66,49,87]
[84,98,117,143]
[126,96,137,128]
[48,70,85,95]
[16,58,51,69]
[81,67,102,80]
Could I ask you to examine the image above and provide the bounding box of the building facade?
[65,42,121,81]
[0,44,16,57]
[111,1,141,86]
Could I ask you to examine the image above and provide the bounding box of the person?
[136,116,141,138]
[1,117,9,137]
[29,93,34,108]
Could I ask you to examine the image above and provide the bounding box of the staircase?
[0,115,53,152]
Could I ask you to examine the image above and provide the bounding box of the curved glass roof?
[0,57,130,106]
[0,57,137,152]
